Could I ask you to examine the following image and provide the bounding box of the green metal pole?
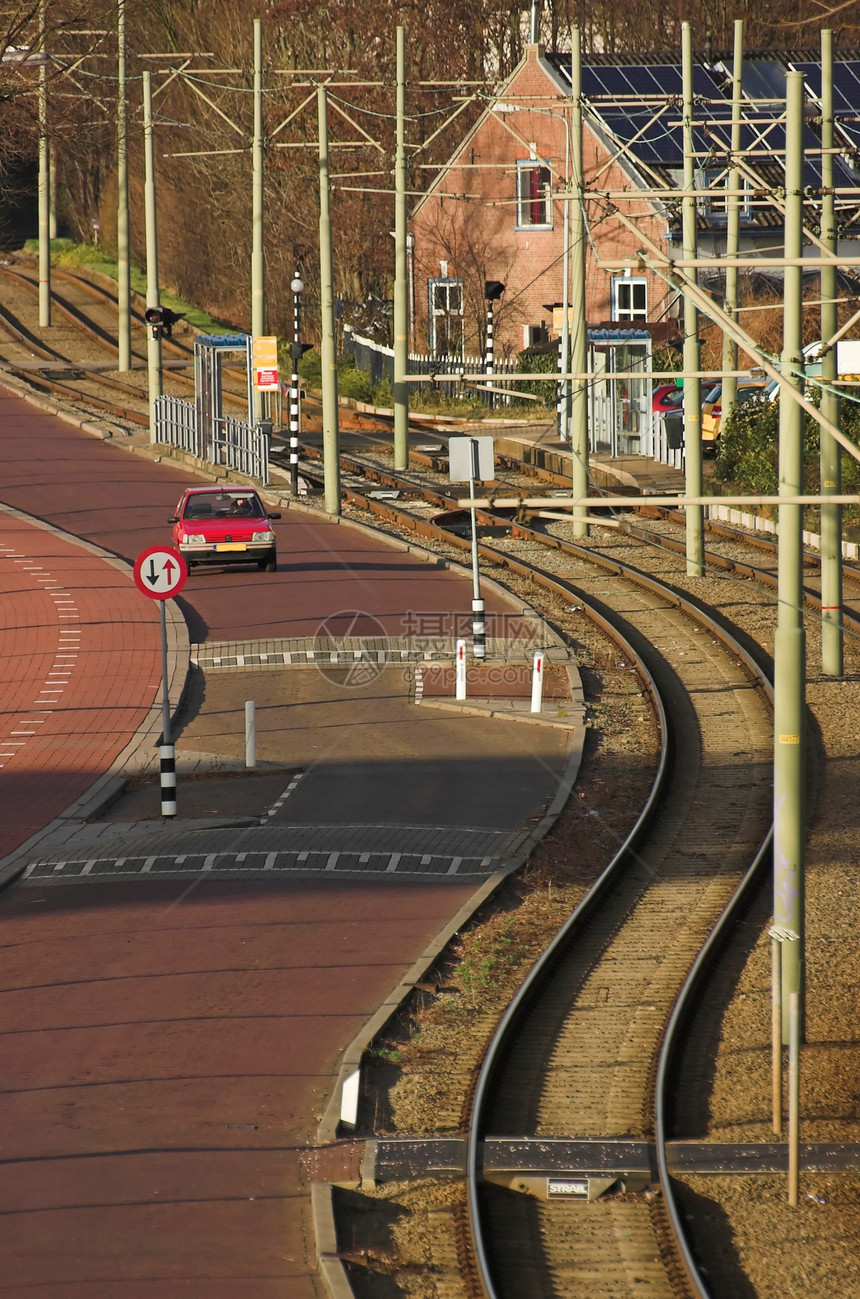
[318,84,341,515]
[116,0,131,372]
[720,19,744,424]
[558,116,570,446]
[37,0,50,328]
[251,19,265,422]
[393,26,409,470]
[681,23,703,575]
[774,71,806,1040]
[570,26,589,537]
[48,142,57,239]
[142,71,162,442]
[819,29,843,676]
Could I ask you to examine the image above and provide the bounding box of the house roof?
[542,50,860,235]
[410,45,860,242]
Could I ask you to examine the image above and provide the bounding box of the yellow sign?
[252,336,279,391]
[252,336,278,366]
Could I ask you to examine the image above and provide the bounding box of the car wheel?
[265,556,277,573]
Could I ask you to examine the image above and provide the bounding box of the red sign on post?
[133,545,188,600]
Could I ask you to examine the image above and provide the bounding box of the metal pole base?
[472,597,486,661]
[160,744,177,817]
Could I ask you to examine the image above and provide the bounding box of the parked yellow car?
[700,378,772,451]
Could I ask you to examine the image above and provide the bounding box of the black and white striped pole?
[468,438,486,660]
[132,545,188,819]
[289,272,304,496]
[159,600,177,817]
[483,280,505,410]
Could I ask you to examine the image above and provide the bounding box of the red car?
[169,486,281,572]
[653,383,684,413]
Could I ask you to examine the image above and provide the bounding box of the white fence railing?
[154,396,269,483]
[212,416,269,482]
[154,395,202,458]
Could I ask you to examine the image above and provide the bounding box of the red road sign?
[133,545,188,600]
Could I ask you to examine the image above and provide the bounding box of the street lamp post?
[289,272,304,497]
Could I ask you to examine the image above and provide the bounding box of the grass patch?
[22,237,234,335]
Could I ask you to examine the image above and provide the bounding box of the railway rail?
[2,268,853,1295]
[0,262,252,425]
[275,444,786,1295]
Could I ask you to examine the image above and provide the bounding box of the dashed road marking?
[260,770,306,823]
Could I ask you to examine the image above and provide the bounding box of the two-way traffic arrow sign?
[133,545,188,600]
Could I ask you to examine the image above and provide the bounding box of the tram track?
[284,445,781,1295]
[0,262,253,425]
[2,266,854,1292]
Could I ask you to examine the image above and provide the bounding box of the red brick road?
[0,509,161,860]
[0,388,508,645]
[0,875,475,1297]
[0,388,559,1296]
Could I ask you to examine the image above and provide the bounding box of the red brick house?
[409,41,679,363]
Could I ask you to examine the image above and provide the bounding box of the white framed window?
[611,277,647,321]
[698,168,752,218]
[516,160,552,228]
[428,277,464,356]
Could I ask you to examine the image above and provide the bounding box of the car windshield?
[183,492,265,520]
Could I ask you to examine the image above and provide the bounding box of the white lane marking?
[264,852,277,870]
[325,853,339,871]
[386,853,401,873]
[259,770,305,823]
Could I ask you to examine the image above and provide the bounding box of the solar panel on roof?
[582,63,733,166]
[743,60,787,99]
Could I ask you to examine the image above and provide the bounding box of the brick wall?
[411,46,677,359]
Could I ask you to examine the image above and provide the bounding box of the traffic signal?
[289,341,313,362]
[144,305,186,339]
[484,280,506,300]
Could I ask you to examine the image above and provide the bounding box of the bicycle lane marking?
[0,512,162,860]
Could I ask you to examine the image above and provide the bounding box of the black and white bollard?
[160,744,177,818]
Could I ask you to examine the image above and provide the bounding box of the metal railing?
[154,395,202,458]
[212,415,269,482]
[154,396,269,483]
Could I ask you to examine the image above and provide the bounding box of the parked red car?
[169,486,281,572]
[652,383,684,413]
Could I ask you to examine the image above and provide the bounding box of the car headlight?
[252,530,275,543]
[183,533,207,544]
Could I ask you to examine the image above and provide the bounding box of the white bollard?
[455,639,467,700]
[245,700,256,769]
[530,651,544,713]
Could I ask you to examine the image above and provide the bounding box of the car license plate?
[214,543,247,552]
